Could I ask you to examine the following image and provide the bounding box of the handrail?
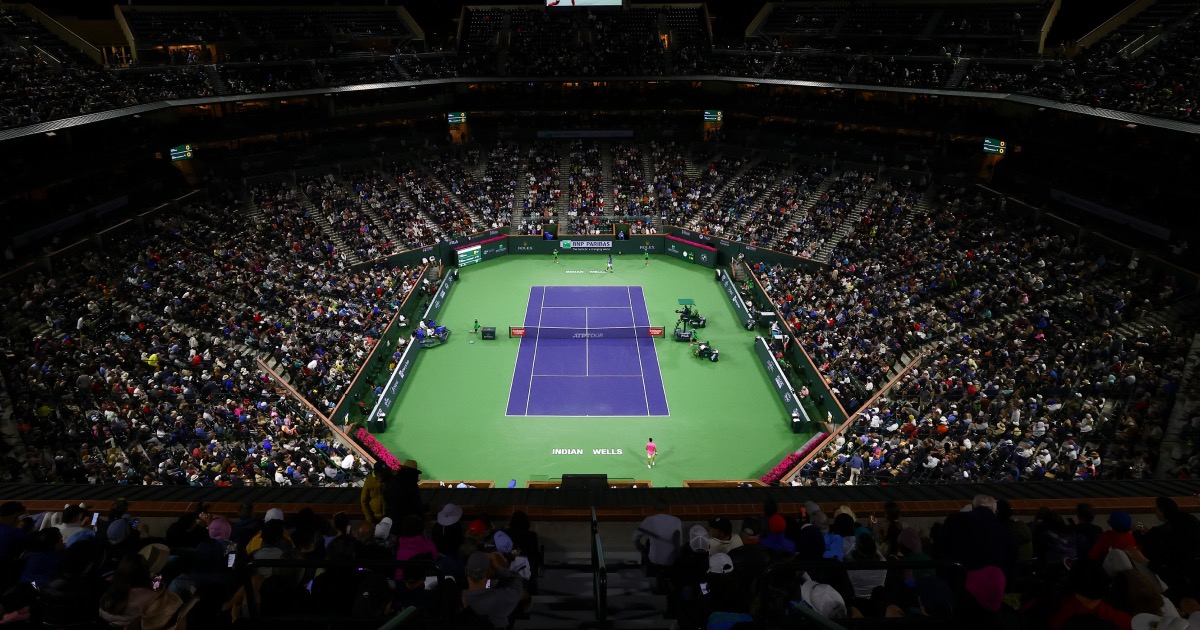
[593,532,608,626]
[590,506,607,625]
[256,357,375,467]
[1077,0,1155,50]
[781,350,927,483]
[242,558,443,620]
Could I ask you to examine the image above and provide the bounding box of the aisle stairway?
[765,176,833,251]
[291,183,360,265]
[518,551,674,630]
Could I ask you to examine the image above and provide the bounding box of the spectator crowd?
[633,494,1200,630]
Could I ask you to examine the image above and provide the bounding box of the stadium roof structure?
[3,73,1198,144]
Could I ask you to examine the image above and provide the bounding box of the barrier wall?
[754,336,812,431]
[717,267,753,325]
[329,265,433,429]
[364,268,458,433]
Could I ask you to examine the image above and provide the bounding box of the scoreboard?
[983,137,1006,155]
[456,243,482,267]
[447,112,467,124]
[169,144,194,161]
[703,110,723,122]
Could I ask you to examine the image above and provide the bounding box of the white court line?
[505,285,536,413]
[523,286,548,415]
[540,306,627,309]
[530,374,645,378]
[633,286,671,416]
[627,286,651,416]
[585,306,589,376]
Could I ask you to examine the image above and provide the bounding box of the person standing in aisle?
[646,438,657,468]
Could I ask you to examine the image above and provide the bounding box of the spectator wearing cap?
[707,517,743,555]
[360,461,390,525]
[394,515,439,581]
[1040,558,1131,630]
[462,551,523,628]
[728,517,771,603]
[493,531,531,581]
[503,510,540,593]
[761,514,797,556]
[632,498,682,572]
[384,459,425,523]
[1089,510,1139,562]
[1135,497,1200,595]
[433,504,465,557]
[698,552,745,622]
[801,576,849,621]
[955,566,1020,629]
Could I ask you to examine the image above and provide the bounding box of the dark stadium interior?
[2,1,1200,629]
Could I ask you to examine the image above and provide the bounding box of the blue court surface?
[505,286,670,417]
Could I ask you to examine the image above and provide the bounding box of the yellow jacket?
[360,472,387,523]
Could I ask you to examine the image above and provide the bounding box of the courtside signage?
[560,240,613,250]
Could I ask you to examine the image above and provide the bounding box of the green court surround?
[377,254,816,486]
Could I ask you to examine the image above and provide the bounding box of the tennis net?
[509,325,664,339]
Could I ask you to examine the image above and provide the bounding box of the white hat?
[707,552,733,574]
[801,578,848,619]
[375,517,393,540]
[264,508,285,522]
[437,503,463,527]
[689,524,710,552]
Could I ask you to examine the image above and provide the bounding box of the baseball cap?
[264,508,285,523]
[437,503,463,527]
[351,572,393,619]
[768,514,787,535]
[466,519,488,536]
[707,517,732,536]
[465,551,492,580]
[689,524,710,552]
[833,505,856,521]
[107,517,133,545]
[1107,510,1133,532]
[801,579,847,619]
[708,552,734,574]
[374,517,393,540]
[493,530,514,555]
[741,517,762,538]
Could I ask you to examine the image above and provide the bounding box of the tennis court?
[506,286,669,417]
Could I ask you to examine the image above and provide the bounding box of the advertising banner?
[718,268,753,325]
[754,336,811,430]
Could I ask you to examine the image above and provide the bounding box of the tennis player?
[607,254,613,273]
[553,248,559,264]
[646,438,656,468]
[644,251,649,267]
